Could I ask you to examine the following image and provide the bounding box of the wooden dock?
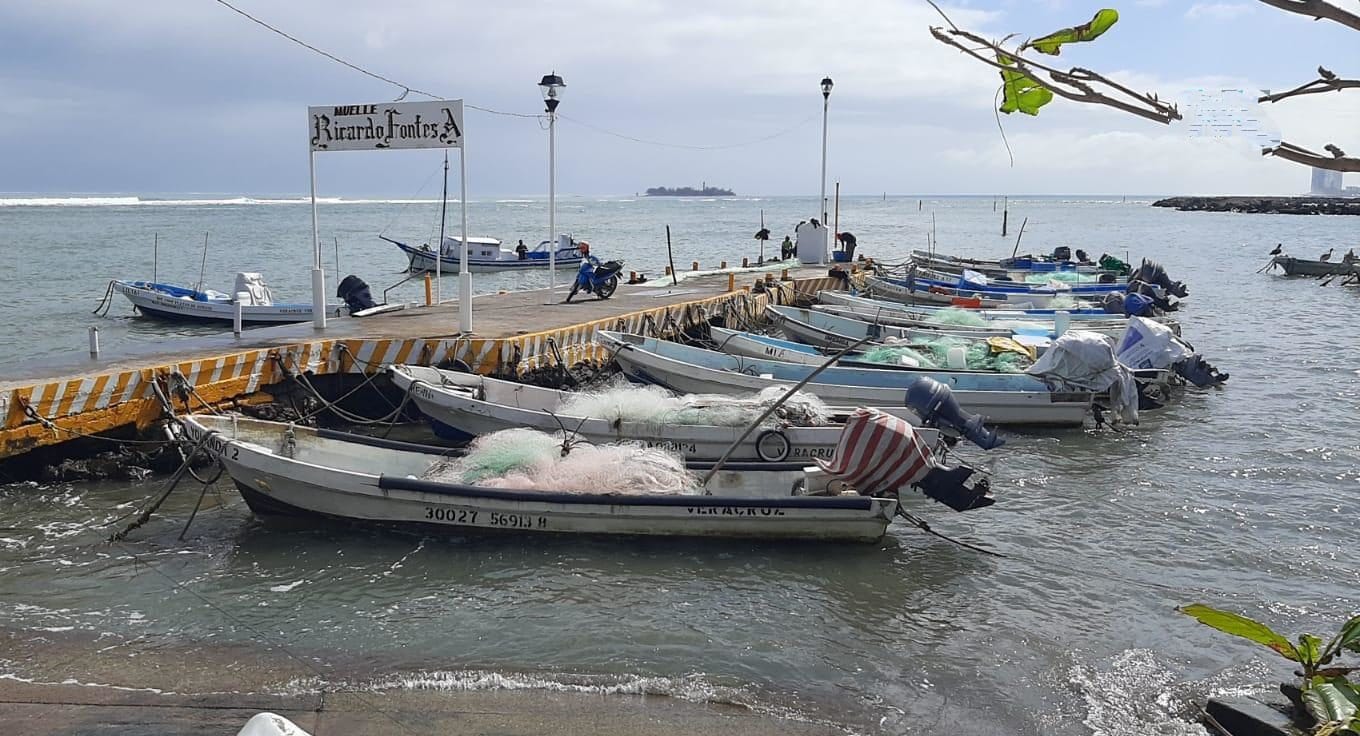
[1,268,846,461]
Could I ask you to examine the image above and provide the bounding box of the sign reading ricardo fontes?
[308,99,464,152]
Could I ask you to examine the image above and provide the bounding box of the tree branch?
[929,26,1181,124]
[1256,0,1360,32]
[1258,71,1360,103]
[1263,141,1360,172]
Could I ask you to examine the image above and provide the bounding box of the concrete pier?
[1,268,845,462]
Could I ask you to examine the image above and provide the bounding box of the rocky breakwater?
[1152,196,1360,215]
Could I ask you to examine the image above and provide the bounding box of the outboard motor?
[1075,248,1091,264]
[1051,246,1072,262]
[1128,281,1177,313]
[1174,355,1230,387]
[905,377,1005,450]
[1131,259,1189,299]
[914,465,994,512]
[1102,291,1126,314]
[1122,291,1157,317]
[336,275,376,315]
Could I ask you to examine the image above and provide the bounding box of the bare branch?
[1256,0,1360,31]
[1258,69,1360,102]
[929,26,1181,124]
[1263,141,1360,171]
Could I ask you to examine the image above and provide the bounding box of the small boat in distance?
[381,234,584,273]
[111,272,338,325]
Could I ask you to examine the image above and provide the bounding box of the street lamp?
[819,76,833,264]
[540,72,565,291]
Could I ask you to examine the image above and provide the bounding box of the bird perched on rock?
[1325,144,1346,158]
[1269,244,1283,256]
[1319,248,1334,262]
[1319,66,1337,81]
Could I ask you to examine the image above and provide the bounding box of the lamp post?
[819,76,833,264]
[540,72,565,292]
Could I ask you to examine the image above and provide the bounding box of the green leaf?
[1024,9,1120,56]
[1302,677,1360,728]
[1179,604,1300,661]
[996,54,1054,116]
[1301,634,1326,668]
[1329,615,1360,657]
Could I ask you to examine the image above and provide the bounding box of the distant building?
[1311,167,1344,195]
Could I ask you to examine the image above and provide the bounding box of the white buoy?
[1054,310,1071,336]
[234,293,247,337]
[237,713,312,736]
[88,326,99,358]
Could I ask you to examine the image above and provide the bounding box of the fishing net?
[421,428,702,494]
[861,336,1033,372]
[557,378,832,427]
[923,308,989,327]
[1024,271,1086,284]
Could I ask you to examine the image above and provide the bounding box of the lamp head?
[539,72,565,113]
[820,76,834,98]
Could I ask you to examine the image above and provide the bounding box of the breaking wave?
[0,196,450,207]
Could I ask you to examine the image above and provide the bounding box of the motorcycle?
[566,255,624,302]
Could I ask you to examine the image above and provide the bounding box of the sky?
[1,0,1357,196]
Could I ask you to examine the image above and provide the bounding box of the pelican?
[1269,244,1283,256]
[1320,248,1334,262]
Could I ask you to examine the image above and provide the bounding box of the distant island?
[645,183,735,197]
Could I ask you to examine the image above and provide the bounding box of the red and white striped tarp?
[816,407,935,493]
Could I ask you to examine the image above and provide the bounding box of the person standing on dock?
[836,231,857,260]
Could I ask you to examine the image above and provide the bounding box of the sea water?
[0,194,1356,734]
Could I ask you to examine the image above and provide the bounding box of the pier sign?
[308,99,464,152]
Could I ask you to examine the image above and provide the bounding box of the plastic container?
[946,346,968,370]
[1053,310,1071,336]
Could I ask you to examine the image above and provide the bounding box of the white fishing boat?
[111,274,342,325]
[597,331,1093,426]
[382,234,584,273]
[709,326,1035,373]
[177,414,992,543]
[388,365,942,463]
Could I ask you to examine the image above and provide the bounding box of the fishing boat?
[381,234,584,273]
[910,267,1126,294]
[597,331,1093,426]
[770,305,1026,349]
[818,291,1147,324]
[864,276,1107,313]
[178,414,990,543]
[388,365,943,463]
[709,326,1035,373]
[1267,255,1360,277]
[110,274,340,324]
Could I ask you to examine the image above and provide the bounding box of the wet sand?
[0,628,842,735]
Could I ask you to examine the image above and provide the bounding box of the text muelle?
[308,99,465,152]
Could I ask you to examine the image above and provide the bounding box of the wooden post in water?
[759,209,765,264]
[1011,217,1029,258]
[666,225,677,285]
[1002,196,1009,237]
[152,233,158,284]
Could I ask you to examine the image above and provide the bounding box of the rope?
[108,432,214,542]
[16,397,171,446]
[92,281,116,316]
[894,506,1004,557]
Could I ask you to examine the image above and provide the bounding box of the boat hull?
[398,241,584,274]
[184,416,895,542]
[113,281,337,325]
[1271,256,1359,277]
[598,332,1092,427]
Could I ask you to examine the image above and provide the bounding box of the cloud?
[1185,3,1255,20]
